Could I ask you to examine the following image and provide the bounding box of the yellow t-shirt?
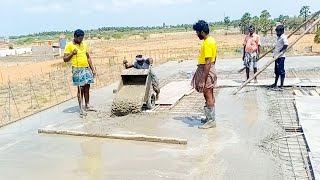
[198,36,217,64]
[64,42,89,68]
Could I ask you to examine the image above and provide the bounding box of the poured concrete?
[295,96,320,179]
[1,56,320,179]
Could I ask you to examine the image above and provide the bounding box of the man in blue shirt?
[123,55,160,98]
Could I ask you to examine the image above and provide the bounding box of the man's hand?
[123,60,128,64]
[92,70,97,77]
[197,81,205,93]
[72,49,78,55]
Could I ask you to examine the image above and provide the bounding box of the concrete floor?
[0,56,320,180]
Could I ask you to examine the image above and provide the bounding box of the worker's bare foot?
[254,79,258,84]
[85,105,97,112]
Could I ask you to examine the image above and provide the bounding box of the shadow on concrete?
[173,116,202,127]
[63,106,80,114]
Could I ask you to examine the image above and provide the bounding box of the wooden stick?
[233,17,320,95]
[238,11,320,73]
[274,133,304,140]
[38,129,188,145]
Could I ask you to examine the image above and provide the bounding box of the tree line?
[225,6,315,36]
[8,5,319,44]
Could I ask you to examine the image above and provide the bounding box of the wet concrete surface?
[1,56,320,179]
[295,96,320,179]
[0,87,283,179]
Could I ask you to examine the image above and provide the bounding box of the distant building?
[0,37,9,42]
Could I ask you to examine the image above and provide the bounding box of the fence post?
[8,84,11,122]
[8,81,20,118]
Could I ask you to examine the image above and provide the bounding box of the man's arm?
[63,49,77,62]
[63,44,76,62]
[243,36,247,60]
[123,60,134,69]
[202,58,212,85]
[242,46,246,60]
[257,35,261,56]
[280,36,289,53]
[86,52,96,76]
[280,45,288,53]
[146,58,153,65]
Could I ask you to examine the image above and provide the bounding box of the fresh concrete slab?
[295,96,320,179]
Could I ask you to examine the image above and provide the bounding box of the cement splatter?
[111,85,146,116]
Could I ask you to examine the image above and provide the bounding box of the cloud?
[24,3,64,13]
[111,0,193,9]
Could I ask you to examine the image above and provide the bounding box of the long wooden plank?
[310,90,320,96]
[38,129,188,145]
[233,17,320,95]
[293,89,304,96]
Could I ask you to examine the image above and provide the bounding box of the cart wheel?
[146,93,156,109]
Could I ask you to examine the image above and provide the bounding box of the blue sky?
[0,0,319,36]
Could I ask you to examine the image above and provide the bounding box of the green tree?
[287,16,304,30]
[300,6,311,30]
[259,10,272,36]
[276,15,290,27]
[224,16,231,30]
[251,16,260,34]
[240,13,251,34]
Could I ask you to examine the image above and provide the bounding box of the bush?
[8,44,14,49]
[111,33,123,39]
[141,33,149,40]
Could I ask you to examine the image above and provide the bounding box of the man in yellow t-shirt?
[63,29,96,115]
[191,20,217,129]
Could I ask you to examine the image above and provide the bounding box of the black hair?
[275,25,284,32]
[193,20,210,34]
[74,29,85,37]
[249,25,255,30]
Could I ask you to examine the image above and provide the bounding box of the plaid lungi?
[72,67,94,86]
[191,64,217,92]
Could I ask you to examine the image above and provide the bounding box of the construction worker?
[242,25,261,83]
[63,29,96,114]
[123,55,160,98]
[270,25,289,91]
[191,20,217,129]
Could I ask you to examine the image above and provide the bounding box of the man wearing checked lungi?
[192,20,217,129]
[63,29,96,115]
[242,25,261,83]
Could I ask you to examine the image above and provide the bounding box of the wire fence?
[0,46,204,128]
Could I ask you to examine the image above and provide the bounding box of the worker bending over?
[123,55,160,98]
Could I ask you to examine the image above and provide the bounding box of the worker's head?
[193,20,209,40]
[74,29,85,44]
[135,55,144,62]
[248,25,255,35]
[275,25,285,37]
